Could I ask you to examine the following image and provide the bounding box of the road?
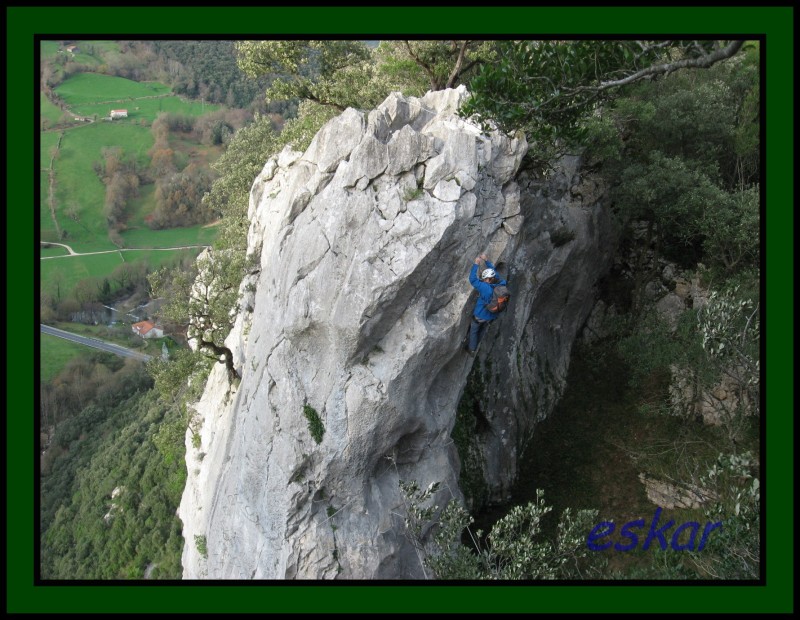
[40,324,153,362]
[40,241,210,260]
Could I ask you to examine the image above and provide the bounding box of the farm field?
[120,223,217,249]
[39,59,226,336]
[40,131,60,169]
[40,333,91,382]
[41,175,56,240]
[40,245,70,257]
[72,95,220,123]
[54,73,171,106]
[40,93,64,126]
[48,122,154,251]
[40,40,62,60]
[43,72,224,252]
[40,247,204,301]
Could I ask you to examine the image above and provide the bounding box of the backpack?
[486,284,510,314]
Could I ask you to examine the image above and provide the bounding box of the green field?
[40,40,62,59]
[41,94,64,126]
[51,122,155,251]
[40,245,70,258]
[69,50,102,67]
[41,40,120,69]
[40,131,60,169]
[40,66,222,311]
[41,175,57,241]
[40,248,204,301]
[55,73,171,106]
[73,96,221,123]
[120,223,217,248]
[40,333,90,382]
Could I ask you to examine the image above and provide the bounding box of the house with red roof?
[131,320,164,339]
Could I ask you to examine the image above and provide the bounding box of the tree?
[378,40,497,92]
[150,164,214,229]
[461,40,745,149]
[582,45,760,276]
[149,147,176,179]
[202,113,278,251]
[237,40,379,111]
[149,249,244,383]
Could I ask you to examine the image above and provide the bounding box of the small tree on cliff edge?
[149,249,245,384]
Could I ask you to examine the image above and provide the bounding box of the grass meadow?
[55,73,171,106]
[40,131,60,169]
[72,96,220,123]
[40,40,62,59]
[41,175,58,241]
[40,245,71,257]
[40,66,222,339]
[40,93,64,126]
[50,122,154,251]
[120,223,218,249]
[40,333,91,382]
[40,247,204,300]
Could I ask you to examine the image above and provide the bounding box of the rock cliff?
[179,86,617,579]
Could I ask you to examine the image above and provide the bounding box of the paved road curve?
[40,324,153,362]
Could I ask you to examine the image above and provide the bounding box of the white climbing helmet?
[481,268,496,280]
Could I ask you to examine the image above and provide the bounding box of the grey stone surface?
[179,88,617,580]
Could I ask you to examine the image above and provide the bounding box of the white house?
[110,109,128,119]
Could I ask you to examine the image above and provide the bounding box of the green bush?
[194,535,208,559]
[303,404,325,444]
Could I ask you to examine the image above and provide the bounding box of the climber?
[465,253,510,355]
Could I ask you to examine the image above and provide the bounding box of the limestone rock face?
[179,87,616,579]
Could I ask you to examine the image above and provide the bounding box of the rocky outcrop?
[178,87,616,579]
[638,473,715,509]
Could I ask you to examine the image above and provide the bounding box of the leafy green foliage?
[194,535,208,559]
[684,452,760,579]
[400,482,602,580]
[237,41,376,111]
[40,390,186,579]
[149,248,243,381]
[583,49,760,275]
[303,404,325,444]
[202,113,277,249]
[375,41,498,93]
[462,40,744,153]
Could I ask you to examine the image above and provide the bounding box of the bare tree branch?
[404,41,438,91]
[597,40,745,91]
[445,41,470,89]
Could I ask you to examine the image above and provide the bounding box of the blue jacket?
[469,260,508,322]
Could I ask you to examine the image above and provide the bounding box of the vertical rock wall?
[178,87,617,579]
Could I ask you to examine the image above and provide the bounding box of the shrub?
[194,535,208,559]
[303,404,325,444]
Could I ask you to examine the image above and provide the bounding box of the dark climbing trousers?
[468,318,490,352]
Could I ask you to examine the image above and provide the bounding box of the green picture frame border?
[10,4,792,614]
